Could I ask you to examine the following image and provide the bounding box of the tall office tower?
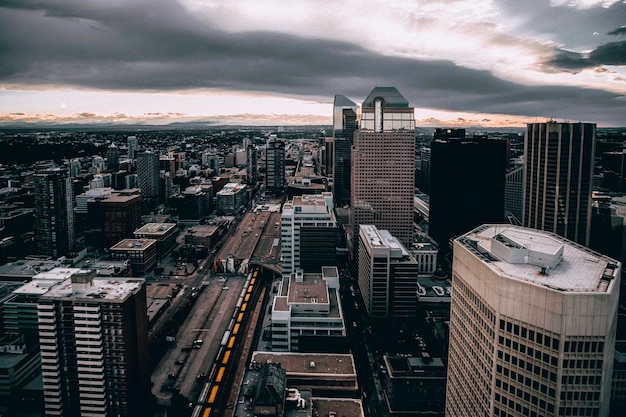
[106,143,120,172]
[351,87,415,247]
[505,164,524,223]
[332,94,358,207]
[266,137,286,193]
[281,192,338,277]
[33,168,75,257]
[247,143,258,185]
[429,133,507,261]
[446,224,620,417]
[137,151,160,213]
[358,225,419,318]
[127,135,139,160]
[523,122,595,246]
[38,270,150,417]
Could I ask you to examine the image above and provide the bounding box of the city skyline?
[1,0,626,128]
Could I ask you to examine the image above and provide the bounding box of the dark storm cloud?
[608,26,626,36]
[1,0,625,125]
[545,41,626,70]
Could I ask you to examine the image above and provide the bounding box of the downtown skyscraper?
[265,135,286,193]
[523,122,596,246]
[332,94,358,207]
[446,224,619,417]
[350,87,415,247]
[33,167,75,258]
[429,129,507,262]
[136,151,160,214]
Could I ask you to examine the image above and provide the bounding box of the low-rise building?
[271,267,346,353]
[110,238,157,275]
[184,224,222,247]
[381,355,446,416]
[251,351,358,397]
[216,182,248,215]
[133,222,177,256]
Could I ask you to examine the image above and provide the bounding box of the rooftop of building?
[217,182,246,195]
[42,274,144,302]
[110,238,157,251]
[360,225,412,260]
[283,193,335,215]
[101,192,141,204]
[134,222,177,235]
[333,94,357,108]
[385,355,446,376]
[412,233,437,251]
[362,87,409,108]
[0,257,62,280]
[186,224,219,236]
[313,398,364,417]
[321,266,338,278]
[251,351,356,376]
[288,272,329,305]
[458,224,621,293]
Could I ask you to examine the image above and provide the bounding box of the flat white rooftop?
[134,223,176,235]
[458,225,620,293]
[43,277,144,302]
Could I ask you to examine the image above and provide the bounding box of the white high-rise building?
[38,270,150,417]
[127,135,139,160]
[446,224,620,417]
[281,192,337,277]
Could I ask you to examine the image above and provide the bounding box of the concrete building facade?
[281,192,337,277]
[271,267,346,353]
[446,224,620,417]
[38,271,149,417]
[357,225,419,318]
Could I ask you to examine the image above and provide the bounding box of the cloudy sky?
[1,0,625,127]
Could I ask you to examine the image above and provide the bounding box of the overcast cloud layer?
[1,0,625,126]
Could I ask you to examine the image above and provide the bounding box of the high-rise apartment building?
[265,136,286,193]
[281,192,338,277]
[357,225,419,318]
[446,224,620,417]
[332,94,358,207]
[106,143,120,172]
[429,132,507,260]
[33,168,75,257]
[523,122,596,246]
[247,143,258,185]
[351,87,415,247]
[137,151,160,213]
[127,135,139,160]
[38,270,150,417]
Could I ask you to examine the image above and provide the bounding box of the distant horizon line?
[1,120,624,132]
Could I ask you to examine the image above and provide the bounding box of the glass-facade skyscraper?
[34,168,75,258]
[523,122,595,246]
[350,87,415,247]
[332,94,358,207]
